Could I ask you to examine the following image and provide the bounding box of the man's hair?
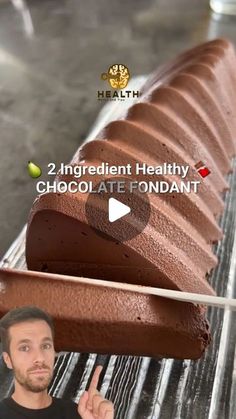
[0,306,54,354]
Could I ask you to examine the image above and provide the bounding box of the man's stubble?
[12,362,53,393]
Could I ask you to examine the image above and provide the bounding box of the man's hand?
[78,365,114,419]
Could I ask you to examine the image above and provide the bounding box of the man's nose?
[32,348,46,364]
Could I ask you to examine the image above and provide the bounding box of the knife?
[0,268,235,310]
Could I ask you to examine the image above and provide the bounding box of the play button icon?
[108,198,131,222]
[85,176,151,243]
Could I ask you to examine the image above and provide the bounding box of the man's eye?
[42,343,52,350]
[19,346,30,352]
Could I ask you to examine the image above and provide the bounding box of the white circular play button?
[85,177,150,243]
[108,198,131,223]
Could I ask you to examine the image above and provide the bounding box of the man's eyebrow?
[16,337,53,345]
[41,337,53,342]
[17,339,31,345]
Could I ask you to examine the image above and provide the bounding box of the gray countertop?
[0,0,236,257]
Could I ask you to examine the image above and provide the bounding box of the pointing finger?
[87,365,103,410]
[88,365,103,392]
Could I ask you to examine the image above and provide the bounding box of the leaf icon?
[28,161,42,178]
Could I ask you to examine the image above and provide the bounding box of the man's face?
[3,320,55,393]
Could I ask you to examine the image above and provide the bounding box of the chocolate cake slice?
[0,268,211,360]
[25,38,236,359]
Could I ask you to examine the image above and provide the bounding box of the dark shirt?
[0,397,82,419]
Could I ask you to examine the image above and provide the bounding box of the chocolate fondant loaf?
[24,38,236,359]
[0,269,211,360]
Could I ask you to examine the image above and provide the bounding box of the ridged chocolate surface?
[25,38,236,359]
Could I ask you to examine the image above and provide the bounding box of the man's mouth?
[29,369,50,375]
